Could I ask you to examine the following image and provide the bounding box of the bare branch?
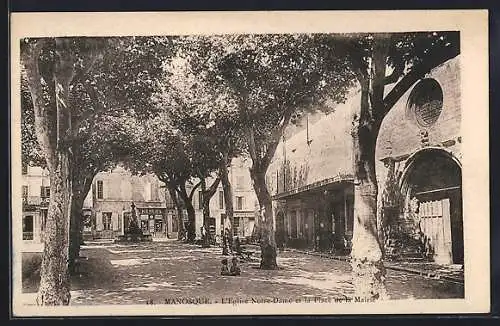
[261,107,294,170]
[384,57,405,85]
[188,181,202,200]
[382,42,460,117]
[205,176,221,199]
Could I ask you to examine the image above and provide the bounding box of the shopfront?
[137,207,167,238]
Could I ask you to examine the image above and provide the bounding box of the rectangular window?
[233,216,240,236]
[97,180,104,199]
[236,196,244,210]
[22,185,28,200]
[23,215,34,240]
[22,164,28,175]
[102,212,112,230]
[40,186,50,198]
[198,191,203,210]
[219,191,224,209]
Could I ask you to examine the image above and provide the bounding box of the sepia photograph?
[10,11,489,316]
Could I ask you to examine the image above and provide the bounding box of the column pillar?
[33,212,40,243]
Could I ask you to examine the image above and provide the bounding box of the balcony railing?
[23,196,50,207]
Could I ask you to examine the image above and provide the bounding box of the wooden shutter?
[112,213,119,231]
[96,212,103,231]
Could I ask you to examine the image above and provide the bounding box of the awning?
[272,173,354,200]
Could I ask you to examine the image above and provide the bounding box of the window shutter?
[112,213,119,231]
[103,180,108,199]
[96,212,103,231]
[219,191,224,209]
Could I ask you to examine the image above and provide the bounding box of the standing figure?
[222,229,229,255]
[128,202,142,235]
[225,227,233,254]
[201,225,210,247]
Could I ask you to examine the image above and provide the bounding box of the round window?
[407,78,444,128]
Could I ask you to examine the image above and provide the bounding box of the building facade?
[21,166,50,249]
[225,156,258,239]
[21,157,258,245]
[188,156,258,241]
[376,56,462,265]
[266,56,462,265]
[267,91,358,253]
[90,166,176,240]
[21,165,93,251]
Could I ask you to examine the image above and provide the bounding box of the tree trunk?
[23,39,76,305]
[350,84,387,300]
[37,151,73,305]
[347,34,393,301]
[177,182,198,243]
[184,199,196,242]
[167,185,185,240]
[200,179,209,227]
[200,179,210,247]
[219,154,234,253]
[250,169,278,270]
[68,194,84,274]
[68,172,95,274]
[200,177,221,247]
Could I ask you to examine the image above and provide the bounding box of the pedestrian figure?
[229,257,241,276]
[222,229,229,255]
[225,227,233,254]
[234,236,242,255]
[220,258,230,276]
[201,225,210,247]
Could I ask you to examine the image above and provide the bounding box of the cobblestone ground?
[22,240,463,305]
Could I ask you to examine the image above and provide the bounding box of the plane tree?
[20,36,171,305]
[331,31,461,299]
[157,47,248,246]
[163,34,356,269]
[120,111,222,243]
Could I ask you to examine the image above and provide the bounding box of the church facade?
[267,55,462,265]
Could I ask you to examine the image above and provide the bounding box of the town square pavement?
[21,240,464,305]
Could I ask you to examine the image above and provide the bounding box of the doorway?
[402,149,463,264]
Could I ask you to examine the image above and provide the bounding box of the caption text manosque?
[146,296,375,305]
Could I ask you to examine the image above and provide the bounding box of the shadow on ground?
[22,241,463,305]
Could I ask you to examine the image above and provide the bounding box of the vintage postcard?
[10,10,489,316]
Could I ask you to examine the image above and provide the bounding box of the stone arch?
[399,147,462,194]
[399,147,463,264]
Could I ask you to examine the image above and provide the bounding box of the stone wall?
[376,56,461,261]
[267,90,358,196]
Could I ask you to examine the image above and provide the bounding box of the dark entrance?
[23,215,34,240]
[275,211,285,250]
[123,212,131,234]
[403,149,463,264]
